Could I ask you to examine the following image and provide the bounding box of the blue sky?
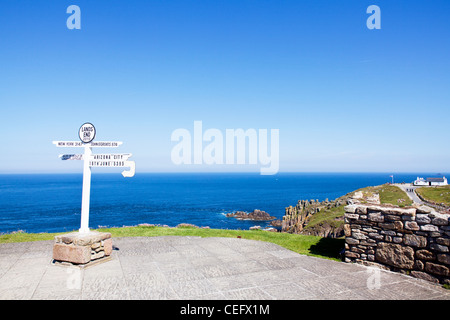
[0,0,449,173]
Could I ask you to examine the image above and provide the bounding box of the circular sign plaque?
[78,122,96,143]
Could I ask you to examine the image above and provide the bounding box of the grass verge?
[416,185,450,207]
[378,185,413,207]
[351,184,413,207]
[302,205,346,232]
[298,184,412,235]
[0,226,345,262]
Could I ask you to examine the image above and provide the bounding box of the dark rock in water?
[226,209,276,221]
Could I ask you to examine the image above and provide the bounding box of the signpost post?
[80,144,92,233]
[53,123,135,233]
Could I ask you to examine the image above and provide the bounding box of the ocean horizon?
[0,172,448,234]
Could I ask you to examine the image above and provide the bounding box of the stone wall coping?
[345,204,450,220]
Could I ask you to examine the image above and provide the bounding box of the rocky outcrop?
[269,219,283,228]
[299,218,345,238]
[226,209,275,221]
[281,198,346,236]
[349,190,380,205]
[281,187,386,237]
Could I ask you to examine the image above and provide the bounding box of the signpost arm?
[122,160,136,177]
[79,145,92,233]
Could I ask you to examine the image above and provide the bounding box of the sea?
[0,172,446,234]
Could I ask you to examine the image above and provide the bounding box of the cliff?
[282,198,347,237]
[281,185,390,238]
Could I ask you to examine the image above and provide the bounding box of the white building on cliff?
[413,176,448,186]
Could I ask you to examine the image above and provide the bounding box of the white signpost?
[53,123,135,233]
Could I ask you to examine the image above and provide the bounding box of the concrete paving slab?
[0,236,449,300]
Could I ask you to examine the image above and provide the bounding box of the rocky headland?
[282,198,347,237]
[281,187,384,238]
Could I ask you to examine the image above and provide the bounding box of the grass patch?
[378,185,413,207]
[0,230,64,243]
[302,205,345,231]
[416,185,450,206]
[348,184,412,207]
[0,226,344,262]
[300,184,411,234]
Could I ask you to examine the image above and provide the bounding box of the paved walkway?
[0,236,449,300]
[395,183,424,205]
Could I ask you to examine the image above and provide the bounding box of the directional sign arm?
[53,141,123,148]
[122,160,136,178]
[54,139,134,177]
[87,154,135,177]
[90,141,123,147]
[59,154,84,160]
[53,141,84,147]
[89,153,132,161]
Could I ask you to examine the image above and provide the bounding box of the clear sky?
[0,0,449,174]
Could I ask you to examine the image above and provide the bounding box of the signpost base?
[52,231,113,268]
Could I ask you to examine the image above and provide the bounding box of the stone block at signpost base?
[52,231,113,268]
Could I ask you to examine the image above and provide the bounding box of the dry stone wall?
[344,203,450,285]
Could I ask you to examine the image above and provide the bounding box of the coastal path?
[396,183,424,205]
